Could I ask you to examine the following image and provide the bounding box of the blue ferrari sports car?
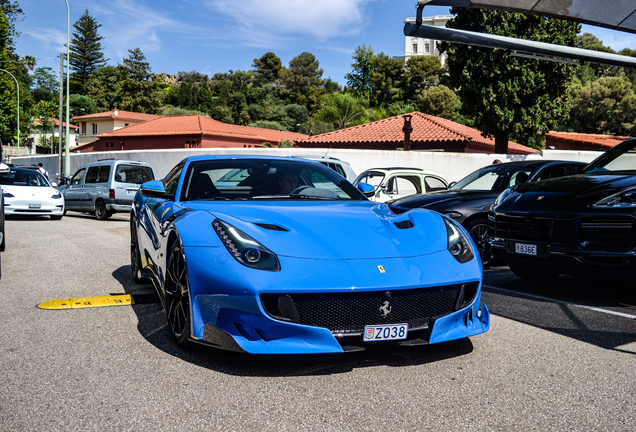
[131,155,489,354]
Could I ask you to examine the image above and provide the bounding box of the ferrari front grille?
[260,283,477,334]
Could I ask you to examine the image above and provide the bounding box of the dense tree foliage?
[117,48,161,114]
[441,8,581,153]
[69,10,108,94]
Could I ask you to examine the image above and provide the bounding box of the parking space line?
[38,295,134,309]
[483,285,636,320]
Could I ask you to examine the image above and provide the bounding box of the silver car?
[60,159,155,220]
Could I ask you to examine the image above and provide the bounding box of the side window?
[164,163,184,196]
[425,176,448,192]
[98,165,111,183]
[509,170,532,187]
[85,166,100,184]
[535,165,568,182]
[388,176,420,195]
[569,164,584,174]
[71,168,86,186]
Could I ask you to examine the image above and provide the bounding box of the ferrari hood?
[186,201,449,260]
[499,173,636,212]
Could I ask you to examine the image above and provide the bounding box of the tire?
[130,216,144,283]
[509,264,560,282]
[95,200,111,220]
[165,241,193,348]
[465,218,494,267]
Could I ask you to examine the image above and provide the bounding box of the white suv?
[291,155,357,181]
[354,167,448,202]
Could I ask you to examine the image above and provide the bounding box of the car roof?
[80,159,153,167]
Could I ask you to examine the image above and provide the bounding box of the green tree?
[370,53,406,105]
[69,10,108,94]
[0,0,22,55]
[345,44,375,100]
[417,84,458,119]
[279,52,325,115]
[441,9,580,152]
[568,77,636,135]
[117,48,161,114]
[85,65,122,111]
[69,94,97,115]
[405,56,442,100]
[253,52,282,84]
[313,92,369,130]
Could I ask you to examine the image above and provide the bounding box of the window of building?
[412,43,418,54]
[425,42,430,53]
[92,123,97,135]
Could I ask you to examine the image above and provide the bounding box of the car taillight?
[109,189,115,199]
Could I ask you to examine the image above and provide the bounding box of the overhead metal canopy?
[418,0,636,35]
[405,0,636,68]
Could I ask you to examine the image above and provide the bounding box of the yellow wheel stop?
[38,294,135,310]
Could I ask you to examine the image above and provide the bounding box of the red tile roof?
[98,115,308,143]
[71,110,162,122]
[298,112,538,154]
[33,117,79,129]
[546,131,631,150]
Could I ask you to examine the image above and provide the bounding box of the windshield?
[583,139,636,173]
[0,168,50,187]
[180,159,367,201]
[452,164,536,192]
[353,171,385,190]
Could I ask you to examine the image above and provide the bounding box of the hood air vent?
[394,220,414,229]
[253,223,289,232]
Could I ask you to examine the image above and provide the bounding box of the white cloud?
[25,28,68,53]
[206,0,372,45]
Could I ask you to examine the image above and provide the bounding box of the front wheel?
[165,241,192,348]
[95,201,111,220]
[465,218,494,267]
[510,264,560,282]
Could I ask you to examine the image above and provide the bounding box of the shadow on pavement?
[482,267,636,354]
[111,265,476,377]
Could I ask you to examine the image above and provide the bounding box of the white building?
[404,15,453,65]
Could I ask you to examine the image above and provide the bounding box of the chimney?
[113,110,119,116]
[402,114,413,151]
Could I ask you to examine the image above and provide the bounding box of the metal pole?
[58,52,64,179]
[65,0,70,177]
[0,69,19,152]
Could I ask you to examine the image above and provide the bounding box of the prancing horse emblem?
[379,301,391,317]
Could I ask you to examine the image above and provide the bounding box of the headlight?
[591,187,636,208]
[444,217,474,264]
[493,188,512,207]
[2,191,14,198]
[212,218,280,271]
[52,191,62,199]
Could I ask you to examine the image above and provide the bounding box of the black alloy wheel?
[95,200,111,220]
[130,216,143,283]
[510,264,560,282]
[165,242,192,348]
[465,218,494,267]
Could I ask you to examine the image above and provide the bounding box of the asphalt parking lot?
[1,213,635,431]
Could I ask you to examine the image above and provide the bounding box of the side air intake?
[394,220,414,229]
[253,223,289,232]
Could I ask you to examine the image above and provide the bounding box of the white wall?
[13,147,604,185]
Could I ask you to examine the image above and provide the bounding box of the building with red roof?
[73,114,308,153]
[297,112,538,155]
[72,110,163,147]
[545,132,631,151]
[26,117,79,150]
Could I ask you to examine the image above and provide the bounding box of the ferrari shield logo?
[377,265,386,273]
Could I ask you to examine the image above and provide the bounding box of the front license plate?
[515,242,537,256]
[28,203,41,209]
[363,323,408,342]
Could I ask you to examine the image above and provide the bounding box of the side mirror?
[379,183,388,192]
[356,182,375,198]
[448,181,457,188]
[0,162,9,175]
[139,180,167,198]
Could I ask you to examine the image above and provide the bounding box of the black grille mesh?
[261,283,475,334]
[494,215,577,244]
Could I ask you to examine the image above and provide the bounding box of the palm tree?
[22,55,37,72]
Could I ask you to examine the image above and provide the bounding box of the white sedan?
[0,168,64,219]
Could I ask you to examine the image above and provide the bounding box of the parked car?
[60,159,155,220]
[0,147,8,278]
[291,155,357,181]
[131,155,489,353]
[489,138,636,282]
[0,167,65,220]
[389,160,587,265]
[353,167,448,202]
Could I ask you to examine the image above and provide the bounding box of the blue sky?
[16,0,636,86]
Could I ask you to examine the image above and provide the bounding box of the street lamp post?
[0,69,19,152]
[65,0,70,177]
